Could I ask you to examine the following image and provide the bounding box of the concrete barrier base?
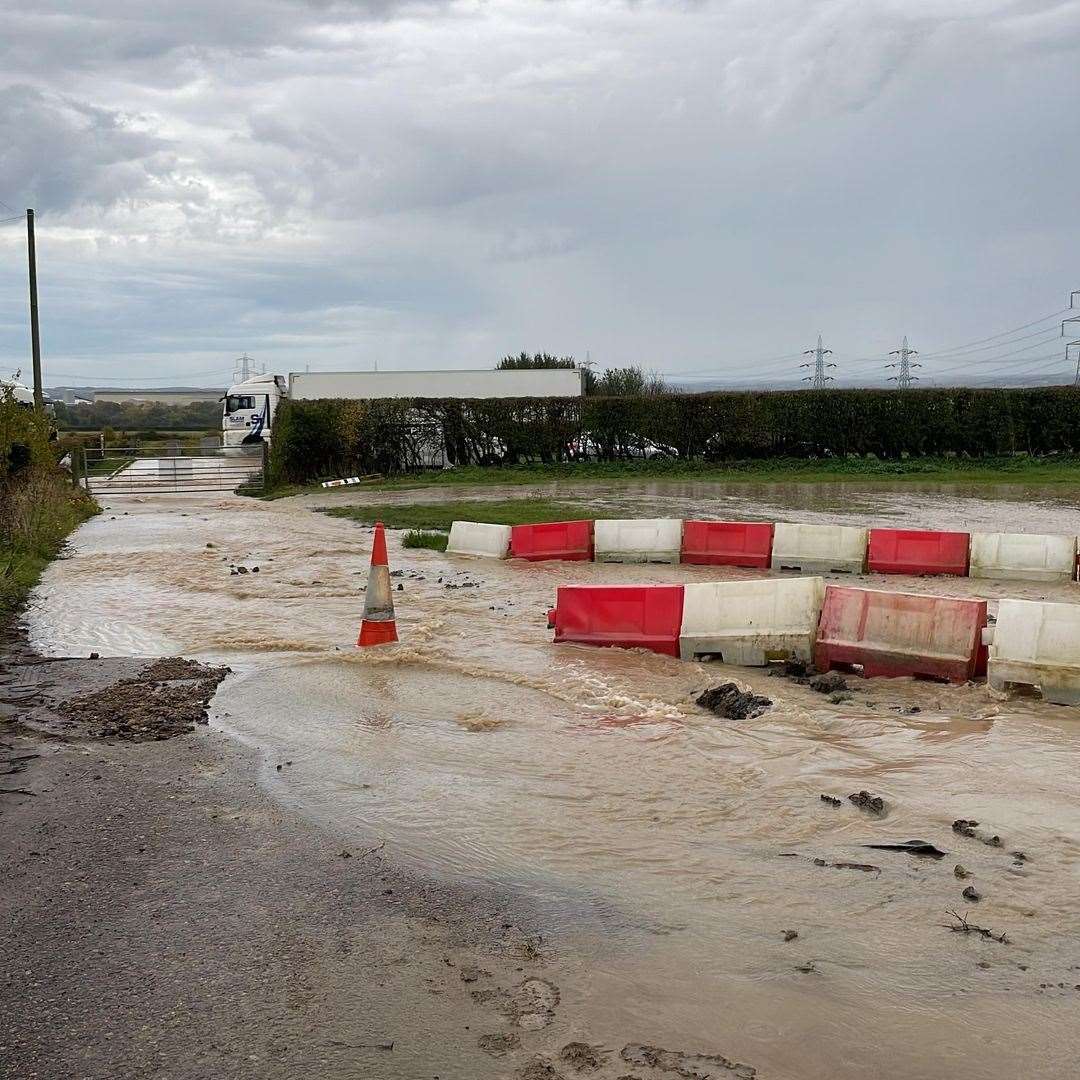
[987,598,1080,704]
[595,551,681,565]
[988,663,1080,706]
[771,556,864,575]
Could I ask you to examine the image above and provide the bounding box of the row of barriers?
[545,579,1080,705]
[445,519,1080,583]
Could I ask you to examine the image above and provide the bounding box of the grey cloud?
[0,0,1078,384]
[0,85,171,210]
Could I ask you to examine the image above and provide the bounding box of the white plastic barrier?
[679,577,826,664]
[446,521,512,559]
[771,523,868,575]
[987,599,1080,705]
[969,532,1076,583]
[593,519,683,565]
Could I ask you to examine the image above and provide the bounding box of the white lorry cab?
[221,374,286,448]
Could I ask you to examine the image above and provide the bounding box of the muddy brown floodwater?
[23,480,1080,1080]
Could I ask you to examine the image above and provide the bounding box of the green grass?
[1,471,98,613]
[263,454,1080,499]
[401,529,450,551]
[321,499,603,531]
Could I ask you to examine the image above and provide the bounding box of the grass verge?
[321,499,603,531]
[401,529,450,551]
[264,454,1080,499]
[1,469,98,613]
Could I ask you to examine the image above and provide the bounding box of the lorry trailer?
[221,368,584,447]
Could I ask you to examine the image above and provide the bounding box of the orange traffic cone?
[357,522,398,647]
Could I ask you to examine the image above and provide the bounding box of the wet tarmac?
[22,480,1080,1080]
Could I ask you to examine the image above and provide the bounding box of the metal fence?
[77,442,265,495]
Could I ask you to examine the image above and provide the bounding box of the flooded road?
[25,481,1080,1080]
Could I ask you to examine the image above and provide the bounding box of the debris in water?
[820,794,842,807]
[782,929,799,942]
[794,962,816,974]
[769,657,811,680]
[983,834,1003,848]
[832,861,881,873]
[952,818,979,837]
[620,1043,756,1079]
[954,864,970,879]
[962,885,982,902]
[828,692,853,704]
[944,908,1007,943]
[327,1038,393,1050]
[456,712,505,732]
[809,672,848,695]
[695,683,771,720]
[1010,851,1028,864]
[863,840,946,858]
[848,790,887,816]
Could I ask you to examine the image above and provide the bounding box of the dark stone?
[848,790,887,816]
[695,683,772,720]
[809,671,849,694]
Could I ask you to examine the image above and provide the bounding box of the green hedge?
[268,386,1080,484]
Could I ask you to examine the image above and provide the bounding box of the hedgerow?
[268,386,1080,484]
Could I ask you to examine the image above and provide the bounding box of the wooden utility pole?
[26,209,43,409]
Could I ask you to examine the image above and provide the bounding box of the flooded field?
[24,480,1080,1080]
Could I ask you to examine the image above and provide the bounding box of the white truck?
[221,368,584,447]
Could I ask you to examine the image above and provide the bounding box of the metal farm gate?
[78,443,266,496]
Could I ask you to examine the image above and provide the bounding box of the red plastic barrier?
[681,521,774,567]
[867,528,970,577]
[814,585,987,684]
[548,584,685,657]
[511,520,594,562]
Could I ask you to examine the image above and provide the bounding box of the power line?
[920,306,1071,356]
[919,323,1066,358]
[928,335,1068,376]
[47,369,228,382]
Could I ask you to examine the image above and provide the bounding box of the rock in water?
[849,790,887,816]
[809,671,849,694]
[696,683,772,720]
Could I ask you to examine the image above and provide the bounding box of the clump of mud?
[519,1057,566,1080]
[695,683,771,720]
[478,1032,521,1056]
[58,658,229,742]
[559,1042,607,1071]
[620,1043,756,1079]
[471,976,560,1030]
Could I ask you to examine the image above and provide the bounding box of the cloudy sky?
[1,0,1078,388]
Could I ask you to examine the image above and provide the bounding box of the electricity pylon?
[800,334,835,389]
[886,336,920,388]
